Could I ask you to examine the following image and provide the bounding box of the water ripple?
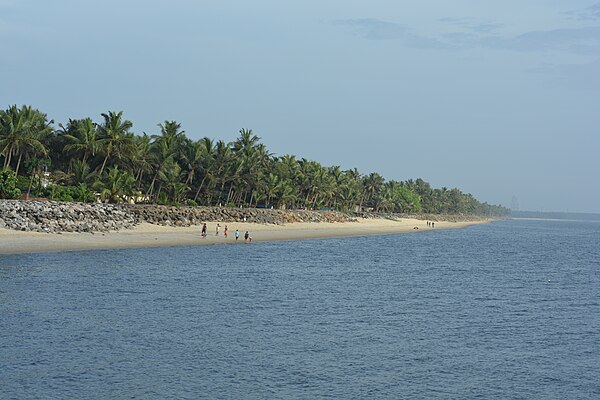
[1,219,599,398]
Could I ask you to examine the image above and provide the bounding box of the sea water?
[1,219,599,399]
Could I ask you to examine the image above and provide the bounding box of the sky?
[1,0,599,212]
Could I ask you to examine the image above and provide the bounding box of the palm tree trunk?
[26,170,36,199]
[136,169,144,191]
[15,153,23,176]
[4,148,13,169]
[156,184,162,201]
[220,181,226,196]
[193,176,208,202]
[147,170,159,197]
[226,187,233,204]
[99,154,109,175]
[185,171,193,185]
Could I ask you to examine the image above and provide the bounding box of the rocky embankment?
[0,200,357,233]
[127,204,355,226]
[0,200,138,233]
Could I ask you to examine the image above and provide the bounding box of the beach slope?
[0,218,489,255]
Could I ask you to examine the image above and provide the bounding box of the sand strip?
[0,218,489,255]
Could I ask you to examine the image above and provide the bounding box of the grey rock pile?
[125,205,356,226]
[0,200,138,233]
[0,200,357,233]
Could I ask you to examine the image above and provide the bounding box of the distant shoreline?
[510,211,600,221]
[0,218,491,255]
[511,217,600,222]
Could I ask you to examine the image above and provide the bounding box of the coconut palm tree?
[158,159,188,204]
[232,128,261,155]
[72,159,97,186]
[97,111,134,174]
[147,120,185,199]
[181,139,203,186]
[276,179,297,209]
[0,105,52,176]
[129,133,153,192]
[0,105,27,170]
[361,172,385,210]
[153,120,185,160]
[190,137,215,203]
[60,117,99,166]
[96,166,137,203]
[212,140,233,204]
[263,172,281,207]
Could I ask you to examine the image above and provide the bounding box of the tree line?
[0,104,508,216]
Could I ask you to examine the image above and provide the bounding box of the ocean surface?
[1,219,599,399]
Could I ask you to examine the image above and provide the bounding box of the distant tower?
[511,195,519,211]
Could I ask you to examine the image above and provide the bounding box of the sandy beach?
[0,218,489,255]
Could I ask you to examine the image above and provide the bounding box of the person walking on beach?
[201,223,207,239]
[432,222,435,228]
[235,229,239,241]
[244,231,249,242]
[216,224,220,236]
[224,225,229,238]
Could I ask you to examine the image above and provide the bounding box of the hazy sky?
[2,0,599,212]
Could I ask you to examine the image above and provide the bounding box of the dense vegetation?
[0,104,508,216]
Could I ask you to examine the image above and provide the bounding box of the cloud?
[334,18,446,49]
[480,26,600,55]
[438,16,600,55]
[438,17,504,33]
[565,2,600,20]
[439,22,600,56]
[337,17,600,56]
[335,18,407,40]
[471,23,504,33]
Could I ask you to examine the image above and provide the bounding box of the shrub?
[42,184,95,203]
[72,184,96,203]
[158,191,168,205]
[15,175,30,191]
[47,185,74,202]
[0,169,22,199]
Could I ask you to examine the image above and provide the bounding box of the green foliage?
[1,104,510,216]
[186,199,197,206]
[47,185,74,202]
[0,105,52,176]
[43,184,95,202]
[0,168,21,199]
[72,184,96,203]
[157,191,168,205]
[95,166,137,203]
[15,175,30,191]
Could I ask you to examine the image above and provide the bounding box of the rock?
[0,200,361,234]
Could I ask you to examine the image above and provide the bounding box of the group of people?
[426,221,435,228]
[200,223,252,242]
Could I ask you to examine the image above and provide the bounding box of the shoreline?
[0,218,491,255]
